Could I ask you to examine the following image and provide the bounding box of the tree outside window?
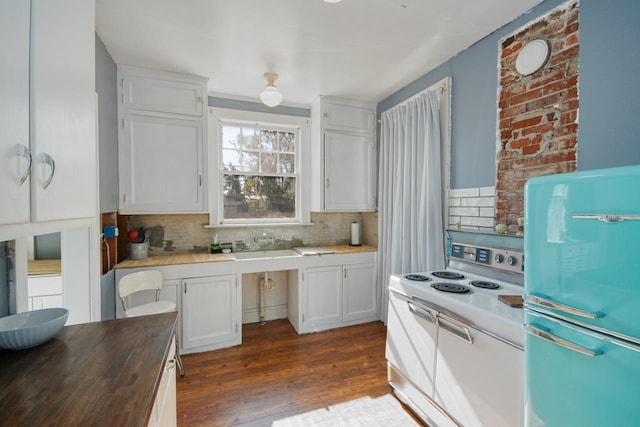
[221,124,297,220]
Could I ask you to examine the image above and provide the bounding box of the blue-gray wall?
[34,233,61,259]
[378,0,640,188]
[578,0,640,170]
[96,35,119,213]
[208,97,310,117]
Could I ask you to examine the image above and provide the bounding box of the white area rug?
[272,394,420,427]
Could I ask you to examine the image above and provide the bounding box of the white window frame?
[207,107,311,226]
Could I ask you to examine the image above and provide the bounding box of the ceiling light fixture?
[259,73,283,107]
[323,0,343,3]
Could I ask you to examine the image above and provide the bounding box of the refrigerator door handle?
[525,294,602,319]
[525,324,599,357]
[571,213,640,223]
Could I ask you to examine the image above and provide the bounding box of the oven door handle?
[407,301,435,324]
[437,314,474,345]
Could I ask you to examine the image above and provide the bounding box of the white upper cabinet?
[322,100,376,134]
[120,68,206,117]
[324,132,375,211]
[117,67,208,214]
[0,0,96,226]
[0,0,31,226]
[311,97,376,212]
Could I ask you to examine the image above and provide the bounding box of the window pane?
[261,153,277,174]
[222,126,243,150]
[243,151,260,172]
[260,130,278,151]
[279,131,296,153]
[222,149,240,171]
[279,154,295,173]
[223,175,296,219]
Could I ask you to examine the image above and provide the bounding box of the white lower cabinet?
[342,262,377,322]
[181,274,240,353]
[302,266,343,330]
[148,335,177,427]
[27,274,63,311]
[290,261,377,334]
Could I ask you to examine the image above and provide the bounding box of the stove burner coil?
[404,274,431,282]
[470,280,500,290]
[432,271,465,280]
[431,283,471,293]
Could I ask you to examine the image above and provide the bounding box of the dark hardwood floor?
[176,319,412,426]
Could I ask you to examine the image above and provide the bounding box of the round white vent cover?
[515,39,550,76]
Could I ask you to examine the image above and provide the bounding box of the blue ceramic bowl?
[0,308,69,350]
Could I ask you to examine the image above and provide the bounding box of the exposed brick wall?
[497,0,579,233]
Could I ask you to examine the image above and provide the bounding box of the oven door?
[434,312,524,427]
[386,288,459,426]
[386,288,438,396]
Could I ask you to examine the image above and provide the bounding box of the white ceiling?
[95,0,543,107]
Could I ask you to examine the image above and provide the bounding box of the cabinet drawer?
[28,275,62,297]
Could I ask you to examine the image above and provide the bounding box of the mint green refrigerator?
[524,165,640,426]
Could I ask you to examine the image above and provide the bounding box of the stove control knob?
[494,254,505,263]
[507,256,518,266]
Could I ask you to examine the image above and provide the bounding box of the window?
[209,108,310,225]
[222,125,297,220]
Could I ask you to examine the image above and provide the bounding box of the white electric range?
[385,241,524,427]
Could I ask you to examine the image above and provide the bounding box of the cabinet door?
[342,262,377,322]
[322,101,375,134]
[182,275,237,350]
[0,0,31,226]
[302,266,342,329]
[30,0,96,222]
[324,132,375,211]
[121,69,205,116]
[119,114,204,213]
[155,336,178,427]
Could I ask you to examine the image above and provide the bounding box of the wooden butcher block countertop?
[115,245,376,268]
[0,312,177,427]
[323,244,377,254]
[27,259,62,275]
[116,252,235,268]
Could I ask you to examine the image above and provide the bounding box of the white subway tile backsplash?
[448,186,495,232]
[479,207,495,218]
[450,207,480,217]
[480,186,496,197]
[461,216,495,227]
[449,188,480,198]
[461,196,495,207]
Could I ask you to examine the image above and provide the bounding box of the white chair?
[118,270,184,376]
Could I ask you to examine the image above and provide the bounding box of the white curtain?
[377,89,445,322]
